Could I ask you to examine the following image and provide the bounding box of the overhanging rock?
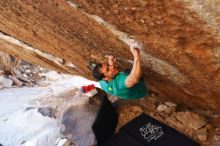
[0,0,219,113]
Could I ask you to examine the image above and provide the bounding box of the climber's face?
[100,63,118,80]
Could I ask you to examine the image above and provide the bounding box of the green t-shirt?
[99,72,148,99]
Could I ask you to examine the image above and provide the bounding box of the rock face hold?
[0,0,219,113]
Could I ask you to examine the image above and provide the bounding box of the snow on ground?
[0,71,99,146]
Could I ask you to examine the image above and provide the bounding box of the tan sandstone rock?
[196,127,208,142]
[157,104,168,112]
[214,135,220,142]
[174,112,207,130]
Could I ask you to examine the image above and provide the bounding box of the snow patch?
[0,109,60,146]
[0,72,100,146]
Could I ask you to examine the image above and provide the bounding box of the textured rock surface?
[116,97,220,145]
[70,0,220,112]
[179,0,220,35]
[174,111,207,130]
[0,76,13,88]
[0,0,219,113]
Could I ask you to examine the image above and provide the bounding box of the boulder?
[174,112,207,130]
[37,107,56,118]
[196,127,208,142]
[59,91,102,146]
[0,0,220,113]
[165,106,176,114]
[157,104,168,112]
[8,75,23,87]
[214,135,220,142]
[165,102,177,107]
[43,71,62,81]
[68,0,220,114]
[157,102,177,114]
[37,80,51,87]
[0,76,13,88]
[165,116,185,129]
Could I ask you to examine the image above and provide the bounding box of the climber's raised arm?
[92,45,148,99]
[125,47,142,88]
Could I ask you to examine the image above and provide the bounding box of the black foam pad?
[102,113,200,146]
[102,133,143,146]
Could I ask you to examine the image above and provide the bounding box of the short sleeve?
[117,73,129,89]
[99,80,114,94]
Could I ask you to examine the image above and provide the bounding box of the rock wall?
[0,0,219,113]
[0,0,130,79]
